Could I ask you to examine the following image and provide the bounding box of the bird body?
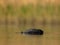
[21,29,43,35]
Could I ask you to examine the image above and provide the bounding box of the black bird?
[21,29,44,35]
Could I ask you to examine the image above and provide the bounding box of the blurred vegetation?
[0,5,5,15]
[36,4,44,15]
[0,3,60,32]
[45,4,56,15]
[58,5,60,15]
[6,4,15,15]
[0,4,60,16]
[20,5,29,14]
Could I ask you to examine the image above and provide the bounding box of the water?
[6,25,60,45]
[0,16,60,45]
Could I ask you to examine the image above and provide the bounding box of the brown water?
[0,15,60,45]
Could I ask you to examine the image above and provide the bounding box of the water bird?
[21,29,44,35]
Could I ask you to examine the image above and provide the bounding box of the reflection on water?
[0,16,60,45]
[3,24,59,45]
